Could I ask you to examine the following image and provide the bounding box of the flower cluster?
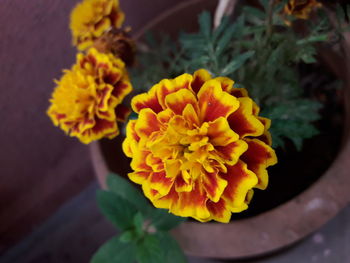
[123,69,277,222]
[47,48,132,144]
[282,0,322,20]
[70,0,125,50]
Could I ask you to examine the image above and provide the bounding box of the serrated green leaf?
[297,34,328,45]
[119,230,136,244]
[91,236,136,263]
[96,190,137,231]
[221,51,255,75]
[198,11,212,39]
[156,232,187,263]
[136,234,163,263]
[243,6,266,20]
[107,174,153,216]
[213,16,230,41]
[301,54,317,64]
[215,25,235,56]
[133,212,144,236]
[151,209,186,231]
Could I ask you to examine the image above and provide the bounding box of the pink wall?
[0,0,188,252]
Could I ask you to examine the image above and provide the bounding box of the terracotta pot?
[90,0,350,259]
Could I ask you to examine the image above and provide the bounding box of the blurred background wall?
[0,0,189,253]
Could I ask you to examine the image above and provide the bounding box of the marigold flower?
[282,0,322,20]
[123,69,277,223]
[70,0,125,50]
[48,48,132,144]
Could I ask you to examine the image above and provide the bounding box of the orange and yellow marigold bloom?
[123,69,277,223]
[282,0,322,20]
[70,0,125,50]
[47,48,132,144]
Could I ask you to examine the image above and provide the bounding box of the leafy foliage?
[130,0,345,150]
[91,174,187,263]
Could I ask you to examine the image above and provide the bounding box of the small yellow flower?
[123,69,277,223]
[70,0,125,50]
[283,0,322,20]
[48,48,132,144]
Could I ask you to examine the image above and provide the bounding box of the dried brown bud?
[93,28,135,66]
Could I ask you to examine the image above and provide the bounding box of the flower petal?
[241,139,277,190]
[128,171,150,184]
[215,140,248,165]
[227,97,264,137]
[152,187,179,209]
[207,117,239,146]
[115,104,131,122]
[206,198,231,223]
[165,88,198,115]
[182,104,200,127]
[175,176,193,192]
[149,171,174,196]
[221,160,258,212]
[198,79,239,122]
[213,76,234,93]
[135,108,161,138]
[130,148,152,171]
[112,80,132,103]
[230,87,248,98]
[171,182,210,221]
[202,171,228,202]
[132,86,163,113]
[257,117,273,146]
[157,73,193,109]
[191,69,212,94]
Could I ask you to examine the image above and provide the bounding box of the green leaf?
[136,234,163,263]
[297,34,328,45]
[221,51,255,75]
[263,100,322,150]
[96,190,137,231]
[133,212,144,236]
[107,174,153,216]
[119,230,136,243]
[156,232,187,263]
[151,209,186,231]
[243,6,266,20]
[212,16,230,41]
[91,236,136,263]
[198,11,212,39]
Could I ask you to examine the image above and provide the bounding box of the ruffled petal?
[182,104,200,127]
[157,73,193,109]
[198,79,239,122]
[215,140,248,165]
[206,198,231,223]
[227,97,264,137]
[213,76,234,93]
[149,171,174,196]
[191,69,212,94]
[128,171,150,184]
[207,117,239,146]
[241,139,277,190]
[202,171,228,202]
[230,87,248,98]
[165,88,198,115]
[132,86,163,113]
[221,160,258,212]
[115,104,131,122]
[257,117,273,146]
[171,182,210,221]
[135,108,161,138]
